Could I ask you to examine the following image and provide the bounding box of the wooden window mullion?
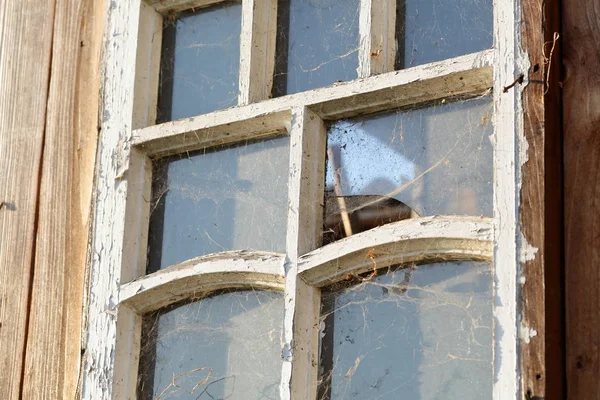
[239,0,278,104]
[281,106,326,399]
[358,0,396,78]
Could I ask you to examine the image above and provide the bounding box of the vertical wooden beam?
[493,0,522,397]
[21,0,105,397]
[81,0,143,398]
[0,0,55,398]
[358,0,396,78]
[519,0,564,398]
[133,2,163,130]
[238,0,278,104]
[563,0,600,398]
[281,107,326,400]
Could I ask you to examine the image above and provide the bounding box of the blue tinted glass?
[273,0,360,96]
[147,137,289,272]
[158,2,241,122]
[318,261,493,400]
[397,0,493,68]
[138,290,283,399]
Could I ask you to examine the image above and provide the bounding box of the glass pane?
[273,0,360,96]
[148,137,289,272]
[323,96,492,244]
[396,0,493,69]
[158,2,242,122]
[138,289,283,400]
[318,261,493,400]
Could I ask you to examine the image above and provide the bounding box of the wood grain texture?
[0,1,55,398]
[20,0,104,398]
[563,0,600,398]
[519,0,564,399]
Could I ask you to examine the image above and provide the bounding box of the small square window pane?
[323,96,492,244]
[318,261,493,400]
[158,2,242,122]
[273,0,360,96]
[138,289,283,399]
[147,136,289,272]
[396,0,493,69]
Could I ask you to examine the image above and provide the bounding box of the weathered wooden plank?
[519,0,564,398]
[280,107,326,400]
[563,0,600,397]
[120,251,285,313]
[21,0,104,397]
[0,0,55,398]
[298,216,493,287]
[134,50,493,157]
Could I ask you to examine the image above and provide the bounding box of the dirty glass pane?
[273,0,360,96]
[157,2,242,122]
[138,289,283,400]
[323,96,492,244]
[396,0,493,69]
[318,261,493,400]
[147,136,289,272]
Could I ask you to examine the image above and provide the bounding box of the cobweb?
[136,0,496,398]
[138,289,284,400]
[317,261,493,400]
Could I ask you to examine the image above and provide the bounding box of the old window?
[83,0,524,399]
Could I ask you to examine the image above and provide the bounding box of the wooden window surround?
[81,0,560,399]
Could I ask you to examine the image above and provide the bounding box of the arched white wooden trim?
[119,250,285,314]
[298,216,493,287]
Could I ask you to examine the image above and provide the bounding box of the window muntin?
[147,136,289,272]
[323,96,493,244]
[273,0,360,96]
[396,0,493,69]
[82,0,526,396]
[137,289,284,399]
[317,260,493,400]
[158,1,242,122]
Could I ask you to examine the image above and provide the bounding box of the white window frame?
[82,0,524,398]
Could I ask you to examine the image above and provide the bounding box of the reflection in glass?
[138,290,284,400]
[323,96,493,244]
[158,2,242,122]
[273,0,360,96]
[318,261,493,400]
[147,137,289,272]
[396,0,493,69]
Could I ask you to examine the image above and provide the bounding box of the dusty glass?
[396,0,493,69]
[157,2,242,122]
[323,96,493,244]
[147,136,289,272]
[318,260,493,400]
[138,289,284,399]
[273,0,360,96]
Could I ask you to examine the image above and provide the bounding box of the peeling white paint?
[520,321,538,344]
[519,231,539,263]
